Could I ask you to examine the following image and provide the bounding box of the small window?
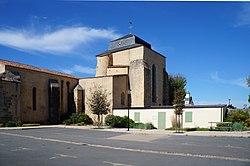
[134,112,140,122]
[185,112,192,122]
[121,92,125,105]
[32,87,37,111]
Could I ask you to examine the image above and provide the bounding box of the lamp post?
[127,89,131,131]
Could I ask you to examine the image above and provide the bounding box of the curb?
[1,125,249,138]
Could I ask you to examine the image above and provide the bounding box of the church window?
[152,64,157,102]
[32,87,37,111]
[121,92,125,105]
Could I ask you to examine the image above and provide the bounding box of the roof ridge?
[0,59,78,79]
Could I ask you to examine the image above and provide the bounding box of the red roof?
[0,59,78,79]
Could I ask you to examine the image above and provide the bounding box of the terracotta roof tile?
[0,59,78,79]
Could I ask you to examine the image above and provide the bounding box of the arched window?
[32,87,37,111]
[152,64,157,102]
[121,92,125,105]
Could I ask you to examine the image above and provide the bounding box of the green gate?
[158,112,166,129]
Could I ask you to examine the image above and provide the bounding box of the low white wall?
[113,107,224,129]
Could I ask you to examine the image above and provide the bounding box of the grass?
[22,123,40,127]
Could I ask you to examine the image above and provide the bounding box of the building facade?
[0,60,78,124]
[113,105,227,129]
[76,34,170,120]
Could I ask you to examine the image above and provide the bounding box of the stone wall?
[143,46,167,106]
[78,76,113,121]
[1,65,78,123]
[0,80,20,122]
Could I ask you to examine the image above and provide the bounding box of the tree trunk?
[98,113,100,128]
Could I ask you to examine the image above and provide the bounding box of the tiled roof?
[0,59,78,79]
[96,43,142,57]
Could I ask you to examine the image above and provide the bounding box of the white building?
[184,91,194,106]
[113,105,227,129]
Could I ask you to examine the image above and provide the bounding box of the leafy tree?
[169,75,187,105]
[88,86,110,128]
[169,74,187,132]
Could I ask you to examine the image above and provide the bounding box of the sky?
[0,1,249,108]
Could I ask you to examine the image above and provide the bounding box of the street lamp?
[127,89,131,131]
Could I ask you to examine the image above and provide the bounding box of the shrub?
[133,123,145,129]
[105,115,116,126]
[232,123,244,131]
[144,122,156,129]
[4,121,22,127]
[105,115,134,128]
[63,113,93,125]
[243,118,250,128]
[216,123,232,128]
[62,119,72,125]
[133,122,156,129]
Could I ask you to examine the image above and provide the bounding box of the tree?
[88,86,110,128]
[247,75,250,87]
[169,74,187,132]
[169,75,187,105]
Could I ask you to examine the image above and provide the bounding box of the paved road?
[0,128,249,166]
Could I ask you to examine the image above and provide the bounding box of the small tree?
[169,74,187,133]
[88,86,110,128]
[174,88,186,133]
[169,75,187,105]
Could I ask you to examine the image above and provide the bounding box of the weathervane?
[129,21,133,34]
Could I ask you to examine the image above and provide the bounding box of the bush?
[105,115,116,126]
[105,115,134,128]
[232,123,244,131]
[63,113,93,125]
[144,122,156,129]
[243,118,250,128]
[216,123,232,128]
[133,122,156,129]
[3,121,22,127]
[133,122,145,129]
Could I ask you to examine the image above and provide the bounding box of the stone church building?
[0,34,170,123]
[77,34,169,120]
[0,60,78,124]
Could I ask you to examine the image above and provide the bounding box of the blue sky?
[0,1,249,108]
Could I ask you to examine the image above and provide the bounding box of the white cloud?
[62,65,95,75]
[0,26,121,55]
[235,4,250,27]
[211,71,247,88]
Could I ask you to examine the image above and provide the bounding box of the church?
[75,34,170,120]
[0,34,171,123]
[0,34,227,127]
